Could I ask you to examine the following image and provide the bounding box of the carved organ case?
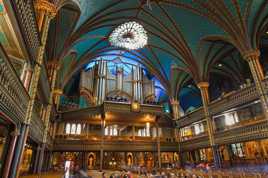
[79,59,156,106]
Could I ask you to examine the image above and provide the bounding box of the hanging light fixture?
[109,21,148,50]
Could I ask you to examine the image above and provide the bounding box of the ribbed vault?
[45,0,268,111]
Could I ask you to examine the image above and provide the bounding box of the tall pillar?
[9,124,29,178]
[156,118,161,169]
[52,122,57,139]
[37,143,46,176]
[197,82,221,168]
[132,125,135,141]
[2,129,19,178]
[170,98,184,166]
[243,50,268,119]
[33,145,41,174]
[9,1,56,178]
[176,128,184,167]
[100,114,105,171]
[53,89,63,110]
[37,62,60,176]
[170,98,180,120]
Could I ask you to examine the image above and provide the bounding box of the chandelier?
[109,21,148,50]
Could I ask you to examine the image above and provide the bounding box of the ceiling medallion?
[109,21,148,50]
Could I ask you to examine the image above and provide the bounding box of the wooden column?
[9,124,29,178]
[2,129,19,178]
[53,89,63,110]
[156,117,161,169]
[52,122,57,139]
[170,98,180,120]
[42,62,60,143]
[197,82,221,168]
[243,50,268,119]
[12,1,57,178]
[33,145,41,174]
[86,123,89,139]
[100,114,105,171]
[132,125,135,141]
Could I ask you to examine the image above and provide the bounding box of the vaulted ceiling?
[45,0,268,111]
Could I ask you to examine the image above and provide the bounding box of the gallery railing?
[181,134,209,151]
[214,118,268,145]
[177,83,259,128]
[53,134,178,151]
[0,44,30,125]
[54,134,176,143]
[180,117,268,151]
[10,0,40,60]
[30,100,45,143]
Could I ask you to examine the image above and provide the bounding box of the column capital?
[197,82,209,89]
[242,49,260,61]
[35,0,57,18]
[10,129,20,137]
[170,98,179,105]
[53,89,63,95]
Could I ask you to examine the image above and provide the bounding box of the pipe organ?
[95,60,107,105]
[133,65,143,103]
[80,60,156,106]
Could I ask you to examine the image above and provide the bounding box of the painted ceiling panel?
[160,4,225,54]
[75,0,114,29]
[51,0,268,112]
[47,4,80,61]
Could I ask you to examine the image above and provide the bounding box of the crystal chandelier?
[109,21,148,50]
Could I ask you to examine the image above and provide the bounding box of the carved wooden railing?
[103,101,163,115]
[55,134,176,142]
[176,108,204,128]
[214,119,268,145]
[177,84,259,127]
[10,0,40,60]
[0,44,29,125]
[53,135,178,152]
[179,118,268,151]
[29,101,45,143]
[181,134,209,151]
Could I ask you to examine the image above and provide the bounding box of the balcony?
[29,101,45,143]
[0,44,29,125]
[214,118,268,145]
[181,134,209,151]
[179,116,268,151]
[177,83,260,128]
[53,134,178,152]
